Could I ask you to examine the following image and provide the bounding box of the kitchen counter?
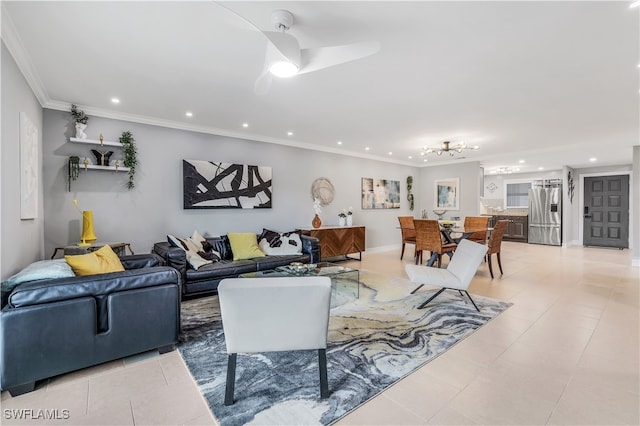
[481,212,528,217]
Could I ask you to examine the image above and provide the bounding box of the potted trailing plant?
[346,206,353,226]
[68,156,80,191]
[338,209,347,226]
[70,104,89,139]
[119,131,137,190]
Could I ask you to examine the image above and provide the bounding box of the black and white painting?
[183,160,272,209]
[361,178,400,209]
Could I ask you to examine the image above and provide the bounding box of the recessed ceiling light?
[337,141,342,145]
[630,0,640,8]
[408,155,412,159]
[111,98,120,104]
[242,123,249,128]
[388,151,393,155]
[538,167,544,170]
[589,157,597,162]
[364,147,370,151]
[423,159,428,162]
[185,112,193,117]
[287,131,293,136]
[519,159,525,164]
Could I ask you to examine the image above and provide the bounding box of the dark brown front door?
[583,175,629,248]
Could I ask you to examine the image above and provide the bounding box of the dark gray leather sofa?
[153,234,320,298]
[0,254,181,396]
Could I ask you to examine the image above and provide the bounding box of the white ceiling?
[2,1,639,173]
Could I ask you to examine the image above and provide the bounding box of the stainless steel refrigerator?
[528,187,562,246]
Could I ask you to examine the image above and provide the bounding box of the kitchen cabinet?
[489,215,528,243]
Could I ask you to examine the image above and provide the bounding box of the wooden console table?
[298,226,365,261]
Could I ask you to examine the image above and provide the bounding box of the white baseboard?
[632,257,640,268]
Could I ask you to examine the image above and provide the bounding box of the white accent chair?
[217,276,332,405]
[405,239,488,310]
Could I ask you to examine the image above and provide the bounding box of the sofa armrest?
[6,266,181,309]
[120,254,164,270]
[301,235,321,263]
[152,242,187,279]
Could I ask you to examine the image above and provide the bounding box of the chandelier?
[488,166,520,175]
[421,141,479,157]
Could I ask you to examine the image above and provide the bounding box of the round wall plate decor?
[311,177,335,206]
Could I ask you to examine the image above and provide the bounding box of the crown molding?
[1,3,49,106]
[44,101,419,168]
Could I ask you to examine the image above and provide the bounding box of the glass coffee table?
[239,262,360,308]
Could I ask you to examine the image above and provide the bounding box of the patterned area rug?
[178,271,512,425]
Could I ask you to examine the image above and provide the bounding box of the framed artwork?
[361,177,400,209]
[183,160,272,209]
[20,112,38,219]
[435,178,460,210]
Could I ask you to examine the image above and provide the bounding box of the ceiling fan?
[254,9,381,95]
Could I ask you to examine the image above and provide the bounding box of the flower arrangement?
[313,198,322,214]
[70,104,89,124]
[347,206,353,216]
[338,209,347,218]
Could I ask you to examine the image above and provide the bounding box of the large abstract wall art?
[361,178,400,209]
[183,160,272,209]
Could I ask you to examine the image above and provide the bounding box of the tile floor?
[1,242,638,425]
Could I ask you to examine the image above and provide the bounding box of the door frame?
[578,171,633,248]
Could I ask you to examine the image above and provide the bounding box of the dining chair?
[414,219,457,268]
[463,216,490,244]
[486,219,509,278]
[405,239,489,310]
[398,216,417,260]
[218,276,332,405]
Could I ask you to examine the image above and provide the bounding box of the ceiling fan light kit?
[255,9,381,93]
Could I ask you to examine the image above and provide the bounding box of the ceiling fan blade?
[254,46,275,95]
[262,31,301,66]
[298,41,381,74]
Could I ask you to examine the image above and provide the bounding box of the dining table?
[423,223,493,267]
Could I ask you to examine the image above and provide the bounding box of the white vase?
[346,215,353,226]
[338,216,346,226]
[75,122,87,139]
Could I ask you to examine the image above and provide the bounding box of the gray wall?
[42,108,420,257]
[417,161,482,220]
[1,42,44,279]
[633,146,639,266]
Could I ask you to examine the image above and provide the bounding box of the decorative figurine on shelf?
[70,104,89,139]
[83,157,89,170]
[114,160,120,171]
[99,133,104,146]
[91,149,113,167]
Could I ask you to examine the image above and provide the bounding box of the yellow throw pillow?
[227,233,265,261]
[65,245,125,276]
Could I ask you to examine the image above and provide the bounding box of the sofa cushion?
[65,245,125,276]
[168,231,221,270]
[258,229,303,255]
[1,259,75,293]
[227,233,265,261]
[185,259,258,281]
